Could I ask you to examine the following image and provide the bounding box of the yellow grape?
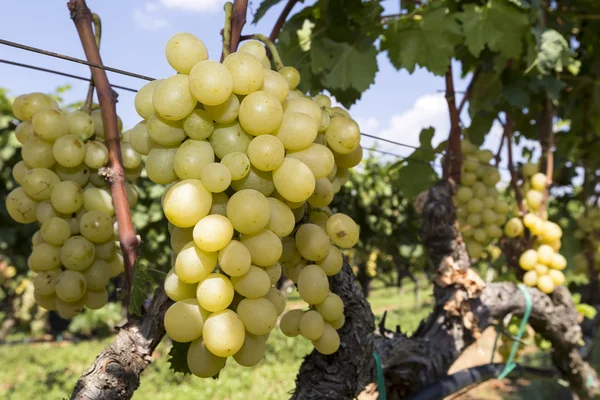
[221,152,251,180]
[326,213,359,249]
[231,265,271,298]
[274,112,319,150]
[12,161,29,185]
[193,214,233,252]
[295,224,330,261]
[223,52,264,95]
[83,187,114,216]
[264,287,286,315]
[537,244,554,265]
[33,269,61,296]
[51,181,83,214]
[247,135,285,171]
[300,310,325,340]
[196,273,234,312]
[261,69,289,103]
[531,173,547,191]
[272,158,315,203]
[210,192,229,216]
[56,298,85,318]
[550,253,567,270]
[233,332,267,367]
[537,275,555,294]
[240,229,283,267]
[227,189,271,234]
[85,288,109,310]
[202,309,245,357]
[287,143,335,179]
[23,168,60,201]
[504,218,524,238]
[32,108,68,142]
[80,210,113,243]
[315,292,344,321]
[266,197,295,237]
[183,109,215,140]
[312,323,340,355]
[237,297,278,335]
[278,66,300,89]
[522,270,538,287]
[170,227,194,254]
[280,236,302,268]
[317,245,344,276]
[229,165,274,196]
[280,309,304,337]
[325,115,360,154]
[526,190,543,210]
[163,179,212,228]
[187,339,227,378]
[146,147,178,184]
[239,40,267,63]
[548,269,565,286]
[308,178,334,208]
[55,270,87,302]
[175,241,217,283]
[204,94,239,124]
[209,121,252,159]
[218,240,252,277]
[84,141,109,169]
[200,163,232,193]
[535,264,548,275]
[173,139,215,180]
[147,114,186,147]
[40,217,70,246]
[298,264,330,305]
[135,80,162,119]
[84,259,111,290]
[164,268,198,301]
[60,235,96,271]
[164,298,207,342]
[165,32,208,74]
[263,262,282,286]
[189,60,233,106]
[239,91,283,136]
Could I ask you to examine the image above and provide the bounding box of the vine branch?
[230,0,248,53]
[443,64,462,183]
[505,114,526,217]
[269,0,301,42]
[83,12,101,112]
[67,0,139,303]
[457,65,480,116]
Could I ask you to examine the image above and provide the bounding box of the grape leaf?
[458,0,529,58]
[464,112,495,146]
[252,0,285,24]
[128,264,153,317]
[168,341,192,374]
[535,28,581,75]
[396,160,438,199]
[381,6,462,76]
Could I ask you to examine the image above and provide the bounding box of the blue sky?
[0,0,516,183]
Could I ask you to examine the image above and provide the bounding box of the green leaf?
[311,37,378,93]
[128,264,153,316]
[168,341,192,374]
[382,7,462,76]
[253,0,285,24]
[464,112,495,146]
[503,85,530,108]
[395,159,438,199]
[535,28,581,75]
[576,304,598,320]
[458,0,529,58]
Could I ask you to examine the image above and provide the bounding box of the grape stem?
[230,0,248,53]
[269,0,301,42]
[240,34,285,70]
[83,13,101,112]
[67,0,140,306]
[221,2,233,61]
[443,64,462,183]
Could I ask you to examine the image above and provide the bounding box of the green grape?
[221,152,251,180]
[79,210,113,243]
[325,116,360,154]
[196,273,234,312]
[239,40,267,62]
[239,91,283,136]
[548,269,565,286]
[28,243,61,271]
[272,158,315,203]
[278,66,300,89]
[456,187,473,203]
[164,298,207,342]
[505,218,524,238]
[283,260,306,283]
[298,264,329,305]
[288,144,335,179]
[121,129,132,142]
[247,135,285,171]
[300,310,325,340]
[494,199,509,214]
[280,309,303,337]
[51,181,83,214]
[330,106,351,118]
[229,165,274,196]
[84,259,110,290]
[283,97,322,125]
[184,109,215,140]
[317,245,343,276]
[268,235,298,268]
[519,249,538,271]
[22,137,55,169]
[55,164,90,187]
[15,121,35,144]
[312,323,340,355]
[203,309,245,357]
[12,161,29,185]
[66,110,95,140]
[23,168,60,201]
[315,292,344,321]
[171,227,194,254]
[266,197,295,237]
[296,224,330,261]
[319,112,331,133]
[209,121,252,159]
[173,139,215,180]
[32,108,68,142]
[90,109,124,138]
[32,229,43,246]
[33,269,61,296]
[187,339,227,378]
[165,32,208,74]
[147,114,186,147]
[336,168,349,185]
[17,92,59,121]
[218,240,252,277]
[231,265,271,298]
[55,270,87,302]
[466,214,481,227]
[473,228,487,244]
[240,229,282,267]
[83,187,114,216]
[482,169,501,187]
[326,213,358,248]
[200,163,232,193]
[227,189,270,234]
[163,179,212,228]
[153,74,197,121]
[308,178,334,207]
[121,143,142,169]
[126,183,138,208]
[164,268,198,301]
[210,192,229,216]
[461,172,477,186]
[274,112,319,150]
[130,122,156,156]
[537,275,555,294]
[89,169,108,187]
[176,241,217,283]
[64,210,84,235]
[467,198,483,213]
[223,52,264,95]
[61,235,95,271]
[313,94,332,108]
[95,240,116,260]
[237,298,278,335]
[53,134,85,168]
[233,332,267,367]
[261,69,289,103]
[40,217,71,246]
[193,214,233,252]
[264,287,285,315]
[204,93,240,124]
[56,298,85,318]
[107,252,125,278]
[485,224,502,239]
[84,288,109,310]
[189,60,233,106]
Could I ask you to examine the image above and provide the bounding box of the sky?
[0,0,520,185]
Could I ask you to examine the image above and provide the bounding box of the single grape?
[183,109,215,140]
[300,310,325,340]
[175,241,217,283]
[189,60,233,106]
[218,240,252,277]
[280,309,304,337]
[147,114,186,147]
[60,235,96,271]
[288,144,335,179]
[233,332,267,367]
[239,91,283,136]
[193,214,233,252]
[298,264,329,305]
[164,298,207,342]
[56,164,90,188]
[223,52,264,95]
[204,94,240,124]
[163,179,212,228]
[32,108,68,142]
[22,168,60,201]
[316,292,344,321]
[264,287,286,315]
[153,74,197,121]
[121,143,142,169]
[12,161,29,185]
[231,265,271,298]
[84,288,109,310]
[21,137,55,169]
[209,121,253,159]
[239,41,267,62]
[84,259,111,290]
[55,298,85,318]
[33,269,61,296]
[229,165,275,196]
[221,152,251,180]
[240,229,283,267]
[274,112,319,150]
[266,197,295,237]
[504,217,524,238]
[53,134,85,168]
[15,121,35,144]
[330,314,345,330]
[210,192,229,216]
[164,268,198,301]
[227,189,271,234]
[308,178,334,208]
[95,240,117,260]
[187,339,227,378]
[171,227,194,254]
[550,253,567,270]
[272,158,315,203]
[526,190,543,210]
[83,187,114,216]
[247,135,285,171]
[278,66,300,89]
[173,139,215,180]
[325,115,360,154]
[519,249,538,270]
[237,297,278,335]
[202,309,245,357]
[40,217,71,246]
[317,245,343,276]
[55,270,87,302]
[261,69,289,103]
[18,92,59,121]
[165,32,208,74]
[135,80,162,119]
[28,243,61,271]
[537,275,555,294]
[531,173,547,191]
[295,224,330,261]
[51,181,83,214]
[522,270,538,287]
[196,273,234,312]
[312,323,340,355]
[548,269,565,286]
[200,163,232,193]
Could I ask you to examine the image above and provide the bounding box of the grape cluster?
[454,139,507,258]
[134,33,361,377]
[497,316,529,361]
[573,209,600,273]
[504,169,567,293]
[6,92,137,318]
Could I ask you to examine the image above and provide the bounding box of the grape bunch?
[6,92,138,318]
[454,139,508,258]
[133,33,361,377]
[504,168,567,293]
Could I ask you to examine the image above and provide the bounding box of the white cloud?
[159,0,227,12]
[133,2,169,30]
